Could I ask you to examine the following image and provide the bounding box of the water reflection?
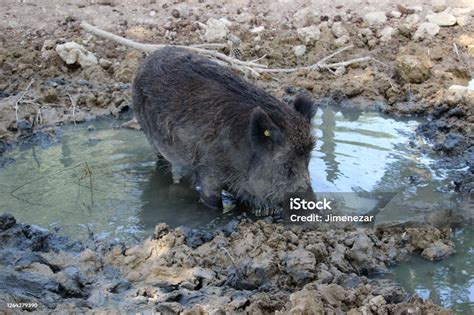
[378,228,474,314]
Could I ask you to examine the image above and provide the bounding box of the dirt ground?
[0,0,473,313]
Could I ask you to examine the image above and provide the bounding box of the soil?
[0,213,455,313]
[0,0,473,313]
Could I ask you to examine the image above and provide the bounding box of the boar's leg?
[171,164,185,184]
[197,171,223,209]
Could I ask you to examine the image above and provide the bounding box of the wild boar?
[132,47,316,209]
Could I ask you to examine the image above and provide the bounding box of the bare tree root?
[80,21,374,77]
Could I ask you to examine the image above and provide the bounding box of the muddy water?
[0,107,472,311]
[0,107,467,237]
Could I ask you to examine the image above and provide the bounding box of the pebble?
[379,26,396,42]
[390,11,402,18]
[202,18,230,42]
[413,22,440,41]
[171,9,180,19]
[331,22,348,38]
[294,45,306,57]
[296,25,321,45]
[55,42,98,68]
[426,12,457,26]
[395,54,432,83]
[364,11,387,28]
[250,26,265,33]
[432,0,448,13]
[457,15,471,27]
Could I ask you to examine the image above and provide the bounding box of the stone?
[364,11,387,28]
[421,241,455,260]
[294,45,307,57]
[284,249,316,273]
[41,39,56,51]
[171,8,180,19]
[457,15,471,27]
[379,26,397,41]
[124,26,154,40]
[390,11,402,18]
[55,42,98,68]
[426,12,457,26]
[296,25,321,45]
[331,22,348,38]
[202,18,230,42]
[98,58,112,69]
[395,54,432,83]
[293,7,319,28]
[405,14,420,26]
[334,35,350,47]
[431,0,447,13]
[413,22,440,41]
[250,26,265,33]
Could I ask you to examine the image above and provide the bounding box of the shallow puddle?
[0,106,472,311]
[0,106,468,238]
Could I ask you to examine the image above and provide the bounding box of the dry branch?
[80,21,373,77]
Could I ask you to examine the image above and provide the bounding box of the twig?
[13,79,34,122]
[67,93,77,125]
[80,21,374,77]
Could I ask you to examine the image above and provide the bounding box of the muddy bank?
[0,213,456,313]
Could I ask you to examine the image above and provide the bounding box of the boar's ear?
[293,95,317,122]
[250,107,284,151]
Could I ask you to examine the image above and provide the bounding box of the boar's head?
[241,95,317,208]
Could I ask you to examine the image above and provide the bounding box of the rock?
[284,249,316,273]
[438,132,465,151]
[288,288,325,314]
[390,11,402,18]
[421,241,455,261]
[55,42,98,68]
[346,233,374,268]
[379,26,397,41]
[113,51,141,83]
[364,11,387,28]
[98,58,112,69]
[413,22,440,41]
[250,26,265,33]
[0,213,16,231]
[55,266,87,297]
[124,26,154,40]
[395,54,432,83]
[41,39,56,51]
[334,35,350,47]
[171,9,180,19]
[358,28,374,43]
[41,87,59,103]
[426,12,457,26]
[293,7,319,28]
[457,15,471,27]
[431,0,447,13]
[293,45,306,57]
[405,14,420,26]
[83,65,109,82]
[331,22,348,38]
[202,18,230,42]
[296,25,321,45]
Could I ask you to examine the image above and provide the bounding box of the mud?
[0,213,455,313]
[0,0,473,312]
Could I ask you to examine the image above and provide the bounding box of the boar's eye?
[283,162,295,177]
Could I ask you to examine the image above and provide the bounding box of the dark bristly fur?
[132,47,316,209]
